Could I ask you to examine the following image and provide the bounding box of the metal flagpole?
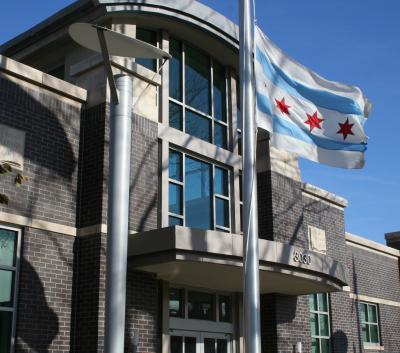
[239,0,262,353]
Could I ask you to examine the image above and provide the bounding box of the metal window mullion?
[185,105,214,121]
[210,58,215,146]
[212,164,216,230]
[169,97,184,107]
[182,152,186,226]
[182,41,186,134]
[0,264,16,271]
[0,307,14,312]
[215,194,230,201]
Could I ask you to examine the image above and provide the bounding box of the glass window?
[185,157,212,230]
[309,293,330,353]
[0,227,20,353]
[169,288,185,318]
[168,150,231,232]
[218,295,231,322]
[188,291,215,321]
[185,110,211,143]
[136,28,157,71]
[360,302,380,345]
[168,38,228,149]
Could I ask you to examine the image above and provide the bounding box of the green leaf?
[0,163,12,174]
[15,174,28,186]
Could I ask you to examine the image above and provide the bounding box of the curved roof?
[0,0,240,56]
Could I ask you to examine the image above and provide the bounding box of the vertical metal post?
[105,74,133,353]
[239,0,262,353]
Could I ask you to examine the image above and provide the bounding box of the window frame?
[359,301,381,346]
[168,148,232,232]
[309,293,331,353]
[168,38,229,149]
[0,225,22,353]
[135,27,160,72]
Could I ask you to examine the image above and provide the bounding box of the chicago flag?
[254,26,371,169]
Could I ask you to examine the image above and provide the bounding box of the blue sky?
[0,1,398,244]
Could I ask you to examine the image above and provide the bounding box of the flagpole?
[239,1,262,353]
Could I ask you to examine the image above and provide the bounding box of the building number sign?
[293,250,312,265]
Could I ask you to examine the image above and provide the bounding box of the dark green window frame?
[360,302,380,345]
[309,293,331,353]
[0,226,22,353]
[168,38,229,149]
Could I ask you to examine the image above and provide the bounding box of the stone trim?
[301,182,348,208]
[0,211,77,236]
[346,232,400,258]
[0,55,87,102]
[349,293,400,308]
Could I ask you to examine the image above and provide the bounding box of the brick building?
[0,1,399,353]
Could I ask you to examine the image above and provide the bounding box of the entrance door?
[170,331,230,353]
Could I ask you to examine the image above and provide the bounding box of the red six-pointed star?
[304,111,324,132]
[275,97,291,115]
[337,118,354,140]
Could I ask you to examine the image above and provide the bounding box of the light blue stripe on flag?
[257,93,366,152]
[256,47,364,116]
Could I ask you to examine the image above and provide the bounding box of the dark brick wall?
[274,295,311,353]
[77,104,106,228]
[0,77,80,227]
[79,104,159,232]
[125,268,159,353]
[347,245,400,302]
[16,227,74,353]
[258,171,307,248]
[379,304,400,353]
[72,234,159,353]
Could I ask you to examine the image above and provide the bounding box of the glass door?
[170,331,230,353]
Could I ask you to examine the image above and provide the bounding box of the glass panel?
[239,175,243,201]
[170,39,182,100]
[0,311,12,353]
[171,336,183,353]
[169,288,184,317]
[136,28,157,71]
[169,150,182,181]
[0,270,14,307]
[310,313,319,336]
[185,337,196,353]
[311,338,320,353]
[185,45,210,114]
[216,198,229,228]
[237,83,241,130]
[218,295,231,322]
[185,157,212,230]
[213,61,226,121]
[0,229,17,267]
[169,183,183,215]
[169,216,183,226]
[368,304,377,323]
[217,339,228,353]
[360,303,368,322]
[170,102,183,131]
[188,291,214,320]
[361,323,369,343]
[309,294,318,311]
[370,324,379,343]
[185,110,211,143]
[321,338,330,353]
[204,338,216,353]
[318,293,328,312]
[215,167,228,196]
[319,314,329,337]
[214,122,227,149]
[240,204,243,232]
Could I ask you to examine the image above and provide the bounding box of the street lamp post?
[69,23,170,353]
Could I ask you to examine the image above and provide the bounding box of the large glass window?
[360,302,380,345]
[169,287,232,323]
[309,293,330,353]
[169,39,228,149]
[168,150,231,232]
[136,28,158,71]
[0,226,21,353]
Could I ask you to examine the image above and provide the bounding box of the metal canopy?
[69,23,171,59]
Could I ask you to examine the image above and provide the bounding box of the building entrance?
[170,331,230,353]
